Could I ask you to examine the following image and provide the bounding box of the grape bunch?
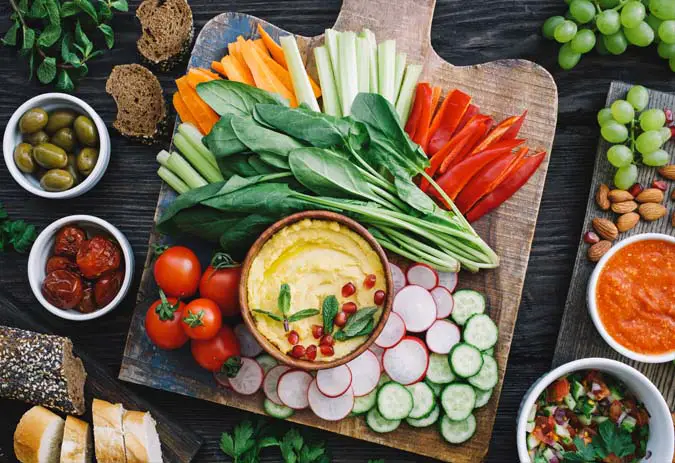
[542,0,675,71]
[597,85,674,189]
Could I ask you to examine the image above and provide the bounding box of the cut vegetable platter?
[119,0,558,461]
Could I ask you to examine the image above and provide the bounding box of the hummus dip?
[247,219,386,361]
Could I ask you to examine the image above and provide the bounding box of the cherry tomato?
[154,246,201,298]
[191,325,240,372]
[76,236,121,279]
[199,254,241,317]
[77,284,97,313]
[181,298,222,340]
[54,226,86,257]
[46,256,78,274]
[94,270,124,307]
[145,293,189,350]
[42,270,83,309]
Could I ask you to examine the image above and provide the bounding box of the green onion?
[324,29,341,106]
[393,52,407,103]
[157,150,208,189]
[356,36,371,93]
[314,46,341,117]
[280,35,320,112]
[177,123,218,169]
[173,132,224,183]
[337,31,358,116]
[360,29,378,93]
[377,40,396,104]
[157,166,190,194]
[395,64,423,125]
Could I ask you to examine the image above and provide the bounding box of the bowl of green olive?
[3,93,110,199]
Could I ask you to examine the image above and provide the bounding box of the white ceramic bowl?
[28,215,134,321]
[517,358,674,463]
[3,93,111,199]
[587,232,675,363]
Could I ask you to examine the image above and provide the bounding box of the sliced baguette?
[14,406,65,463]
[122,411,162,463]
[59,416,91,463]
[92,399,126,463]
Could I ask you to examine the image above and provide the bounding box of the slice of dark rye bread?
[105,64,168,144]
[136,0,193,72]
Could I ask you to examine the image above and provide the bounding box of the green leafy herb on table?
[561,421,639,463]
[0,203,37,253]
[334,307,377,341]
[3,0,126,90]
[253,283,319,332]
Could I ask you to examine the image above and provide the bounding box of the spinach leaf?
[392,169,438,215]
[157,181,226,230]
[278,284,291,317]
[203,114,247,157]
[248,155,282,175]
[287,309,320,322]
[219,214,278,258]
[223,153,262,177]
[341,307,378,336]
[321,296,339,334]
[197,80,288,118]
[258,152,290,170]
[202,183,312,216]
[168,208,250,242]
[231,116,305,159]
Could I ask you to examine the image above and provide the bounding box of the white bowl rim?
[516,357,674,462]
[27,215,133,321]
[3,92,110,199]
[587,232,675,363]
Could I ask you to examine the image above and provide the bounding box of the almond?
[607,189,633,203]
[610,200,638,214]
[638,203,667,221]
[592,217,619,241]
[635,188,664,204]
[587,240,612,262]
[616,212,640,232]
[658,165,675,181]
[595,183,610,210]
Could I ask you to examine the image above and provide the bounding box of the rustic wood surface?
[553,81,675,402]
[0,0,673,462]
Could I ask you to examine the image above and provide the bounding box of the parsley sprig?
[0,203,37,253]
[562,421,638,462]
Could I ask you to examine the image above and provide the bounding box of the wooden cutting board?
[553,81,675,406]
[119,1,558,461]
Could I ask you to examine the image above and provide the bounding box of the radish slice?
[316,365,352,398]
[389,263,407,294]
[308,380,354,421]
[234,324,264,357]
[406,263,438,290]
[264,365,291,405]
[213,371,232,389]
[383,337,430,385]
[425,319,461,354]
[277,370,313,409]
[392,285,436,332]
[374,312,406,348]
[431,286,454,319]
[227,357,263,395]
[346,349,381,396]
[438,272,458,293]
[369,344,384,371]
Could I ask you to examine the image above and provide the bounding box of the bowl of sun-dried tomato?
[27,215,134,321]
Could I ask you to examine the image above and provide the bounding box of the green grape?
[659,126,673,143]
[543,16,566,39]
[599,0,620,7]
[558,43,582,69]
[610,100,635,124]
[645,14,664,33]
[658,41,675,58]
[601,121,629,143]
[650,0,675,21]
[603,30,629,54]
[621,1,647,28]
[607,144,634,167]
[624,22,656,47]
[597,10,622,35]
[636,130,664,154]
[570,0,596,24]
[597,108,615,126]
[642,149,670,166]
[639,108,667,131]
[554,20,578,43]
[626,85,649,111]
[570,29,597,53]
[614,165,638,190]
[658,20,675,43]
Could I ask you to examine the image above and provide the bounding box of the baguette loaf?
[92,399,126,463]
[59,416,92,463]
[14,406,65,463]
[122,411,163,463]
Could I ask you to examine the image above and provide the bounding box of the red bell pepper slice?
[470,113,524,155]
[430,86,442,119]
[452,104,479,135]
[404,84,426,139]
[501,110,527,141]
[438,115,492,174]
[426,90,472,155]
[465,150,546,222]
[411,83,434,150]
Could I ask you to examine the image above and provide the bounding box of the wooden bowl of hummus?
[240,211,394,371]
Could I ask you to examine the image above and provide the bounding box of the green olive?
[45,109,76,134]
[19,108,49,134]
[73,115,98,147]
[50,128,76,152]
[76,147,98,177]
[33,143,68,169]
[24,130,49,146]
[65,154,80,186]
[13,143,35,174]
[40,169,74,192]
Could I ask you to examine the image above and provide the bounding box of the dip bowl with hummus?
[587,233,675,363]
[240,211,394,370]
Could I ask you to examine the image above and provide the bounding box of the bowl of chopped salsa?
[587,233,675,363]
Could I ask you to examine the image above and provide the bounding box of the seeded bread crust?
[136,0,193,72]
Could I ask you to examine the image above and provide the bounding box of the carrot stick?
[172,92,200,131]
[175,76,219,134]
[228,41,243,64]
[257,24,288,68]
[253,38,268,56]
[186,68,220,89]
[241,40,297,106]
[211,60,226,77]
[220,56,255,85]
[250,41,293,92]
[430,86,442,120]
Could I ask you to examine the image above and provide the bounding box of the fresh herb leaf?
[342,307,378,336]
[287,309,320,322]
[97,23,114,48]
[278,283,291,317]
[22,27,35,50]
[334,317,374,341]
[110,0,128,12]
[37,56,57,83]
[0,204,37,253]
[597,420,635,458]
[561,437,598,462]
[37,24,61,48]
[321,295,339,334]
[252,309,283,322]
[60,2,80,17]
[2,22,20,46]
[44,0,60,25]
[298,441,327,463]
[74,0,96,21]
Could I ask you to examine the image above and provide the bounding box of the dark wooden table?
[0,1,673,461]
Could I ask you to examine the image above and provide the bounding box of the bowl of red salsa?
[587,233,675,363]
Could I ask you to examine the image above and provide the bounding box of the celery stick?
[166,151,208,189]
[158,166,190,194]
[360,29,378,93]
[178,123,218,169]
[395,64,423,125]
[156,150,171,168]
[393,52,407,103]
[280,35,320,112]
[173,132,224,183]
[314,46,341,117]
[377,40,396,104]
[356,36,371,93]
[338,31,358,116]
[324,29,341,105]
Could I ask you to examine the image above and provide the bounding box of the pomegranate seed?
[287,330,300,345]
[320,345,334,356]
[583,231,600,245]
[363,274,377,289]
[334,311,348,327]
[670,126,675,138]
[374,290,386,306]
[305,345,317,361]
[290,345,305,358]
[320,334,335,346]
[665,108,673,124]
[341,282,356,297]
[652,180,668,192]
[342,302,357,314]
[311,324,324,339]
[628,183,643,197]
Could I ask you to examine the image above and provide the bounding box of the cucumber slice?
[377,373,391,388]
[474,387,493,408]
[483,347,495,356]
[366,407,400,433]
[406,403,440,428]
[439,414,476,444]
[467,355,498,391]
[425,352,456,384]
[463,314,498,351]
[449,343,483,378]
[424,379,444,397]
[263,398,294,418]
[255,354,278,374]
[352,388,377,415]
[451,290,486,326]
[377,382,414,420]
[440,383,476,421]
[405,382,435,419]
